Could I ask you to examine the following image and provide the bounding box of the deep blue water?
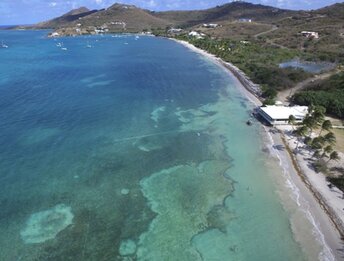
[0,30,311,260]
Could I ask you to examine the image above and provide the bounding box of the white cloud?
[147,0,157,8]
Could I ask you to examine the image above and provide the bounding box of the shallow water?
[0,31,326,260]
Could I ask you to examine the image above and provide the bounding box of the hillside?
[68,4,171,31]
[34,7,98,29]
[33,1,296,35]
[154,2,295,27]
[38,3,171,35]
[255,2,344,62]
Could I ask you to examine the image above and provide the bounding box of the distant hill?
[67,4,171,31]
[34,7,98,29]
[316,2,344,18]
[30,0,344,49]
[154,2,295,27]
[32,1,296,34]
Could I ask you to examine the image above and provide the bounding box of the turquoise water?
[0,31,309,260]
[279,59,335,73]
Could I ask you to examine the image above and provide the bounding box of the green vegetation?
[327,176,344,193]
[175,35,311,103]
[293,72,344,119]
[292,105,342,190]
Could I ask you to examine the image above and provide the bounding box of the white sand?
[278,126,344,233]
[171,38,344,258]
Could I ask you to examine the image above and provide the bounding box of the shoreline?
[170,38,263,106]
[171,38,343,258]
[280,130,344,233]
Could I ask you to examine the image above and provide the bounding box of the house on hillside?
[238,18,252,23]
[168,28,183,34]
[202,23,219,28]
[257,105,308,125]
[301,31,319,39]
[188,31,205,39]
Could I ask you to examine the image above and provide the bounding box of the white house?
[257,105,308,125]
[238,18,252,23]
[203,23,219,28]
[168,28,183,34]
[188,31,204,39]
[301,31,319,39]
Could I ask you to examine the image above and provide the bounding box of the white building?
[203,23,219,28]
[257,105,308,125]
[188,31,204,39]
[301,31,319,39]
[238,18,252,23]
[168,28,183,34]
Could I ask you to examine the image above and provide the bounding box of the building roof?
[260,105,308,120]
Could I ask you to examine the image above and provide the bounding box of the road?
[276,70,339,104]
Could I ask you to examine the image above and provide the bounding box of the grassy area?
[192,22,272,40]
[333,129,344,153]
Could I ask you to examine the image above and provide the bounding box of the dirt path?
[254,25,289,49]
[277,70,338,104]
[254,25,278,39]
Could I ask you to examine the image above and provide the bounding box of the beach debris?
[246,120,252,126]
[20,204,74,244]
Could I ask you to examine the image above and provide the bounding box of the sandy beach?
[172,38,344,259]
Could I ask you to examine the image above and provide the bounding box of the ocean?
[0,30,327,260]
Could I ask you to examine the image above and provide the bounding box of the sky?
[0,0,342,25]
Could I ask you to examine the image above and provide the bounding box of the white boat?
[86,41,92,48]
[1,41,8,48]
[56,42,62,47]
[61,47,68,51]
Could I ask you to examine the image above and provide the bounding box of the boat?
[56,42,62,47]
[86,41,92,48]
[61,47,68,51]
[1,41,8,48]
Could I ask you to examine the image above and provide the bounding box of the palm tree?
[302,114,317,135]
[319,120,332,136]
[311,137,324,150]
[322,145,333,158]
[324,132,336,145]
[327,151,340,163]
[313,106,326,124]
[294,126,308,152]
[288,115,296,131]
[304,136,312,147]
[312,150,321,159]
[308,104,315,115]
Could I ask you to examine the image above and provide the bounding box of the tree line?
[288,106,343,191]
